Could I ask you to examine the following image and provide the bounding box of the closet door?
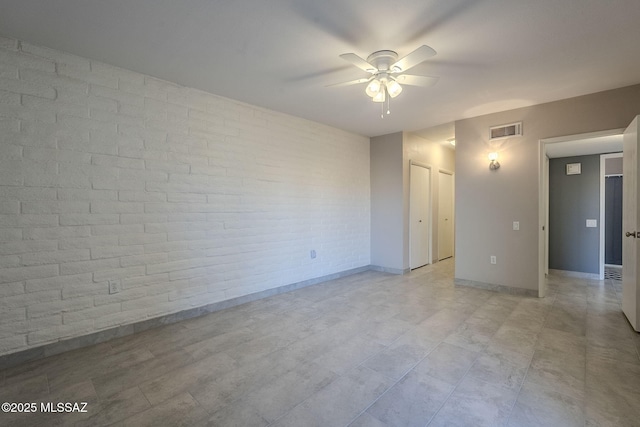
[410,164,430,269]
[438,171,454,260]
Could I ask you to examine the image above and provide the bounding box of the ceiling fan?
[330,45,439,116]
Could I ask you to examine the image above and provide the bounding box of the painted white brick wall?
[0,37,371,356]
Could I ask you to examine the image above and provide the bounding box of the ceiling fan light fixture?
[386,80,402,98]
[337,45,438,115]
[372,89,386,103]
[365,79,382,97]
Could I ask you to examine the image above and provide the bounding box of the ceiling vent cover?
[490,122,522,140]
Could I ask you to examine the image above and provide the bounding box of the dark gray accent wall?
[605,176,623,265]
[549,154,601,274]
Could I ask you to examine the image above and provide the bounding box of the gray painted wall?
[455,84,640,292]
[370,133,404,271]
[549,155,600,274]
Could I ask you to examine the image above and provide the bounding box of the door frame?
[409,160,432,269]
[538,128,624,297]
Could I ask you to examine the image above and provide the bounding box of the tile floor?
[1,259,639,426]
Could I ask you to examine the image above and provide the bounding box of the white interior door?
[438,171,454,260]
[622,116,640,331]
[410,164,430,269]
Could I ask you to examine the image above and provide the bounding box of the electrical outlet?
[490,256,497,265]
[513,221,519,231]
[310,250,316,259]
[108,279,121,294]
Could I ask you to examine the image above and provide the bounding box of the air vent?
[489,122,522,140]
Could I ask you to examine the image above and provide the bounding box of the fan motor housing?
[366,50,398,72]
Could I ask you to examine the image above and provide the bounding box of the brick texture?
[0,37,370,356]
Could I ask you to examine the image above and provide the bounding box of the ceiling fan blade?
[391,45,437,73]
[395,74,439,87]
[339,53,377,73]
[326,77,372,87]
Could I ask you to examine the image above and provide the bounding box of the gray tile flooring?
[1,259,639,426]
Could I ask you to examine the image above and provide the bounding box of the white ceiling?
[2,0,640,138]
[546,133,623,159]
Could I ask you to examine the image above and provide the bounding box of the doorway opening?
[602,153,623,280]
[538,129,624,297]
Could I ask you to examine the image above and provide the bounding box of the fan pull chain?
[380,87,391,118]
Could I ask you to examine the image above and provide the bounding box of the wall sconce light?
[488,152,500,170]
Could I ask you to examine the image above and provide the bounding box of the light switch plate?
[586,219,597,228]
[108,279,121,294]
[513,221,519,231]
